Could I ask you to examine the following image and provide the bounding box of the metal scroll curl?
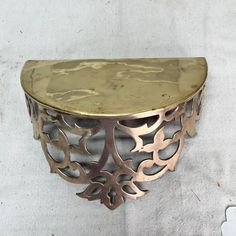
[25,88,203,210]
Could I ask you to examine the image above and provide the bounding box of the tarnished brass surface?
[21,58,207,118]
[21,57,207,210]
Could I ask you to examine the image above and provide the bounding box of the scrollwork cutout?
[25,88,203,209]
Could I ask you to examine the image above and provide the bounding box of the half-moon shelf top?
[21,58,207,118]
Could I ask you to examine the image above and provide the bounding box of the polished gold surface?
[21,58,207,118]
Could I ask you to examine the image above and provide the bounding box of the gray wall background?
[0,0,236,235]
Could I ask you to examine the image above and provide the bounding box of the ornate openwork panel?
[25,88,204,210]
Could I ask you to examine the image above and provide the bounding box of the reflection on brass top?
[21,58,207,118]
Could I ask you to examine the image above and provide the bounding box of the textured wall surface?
[0,0,236,235]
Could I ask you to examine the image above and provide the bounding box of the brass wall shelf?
[21,58,207,210]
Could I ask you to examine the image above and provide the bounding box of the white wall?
[0,0,236,235]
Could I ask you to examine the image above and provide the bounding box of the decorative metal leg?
[25,88,203,210]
